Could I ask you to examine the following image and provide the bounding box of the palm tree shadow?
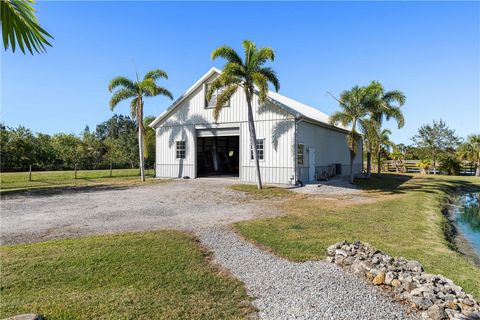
[355,173,480,195]
[258,102,296,153]
[158,103,209,177]
[355,174,413,194]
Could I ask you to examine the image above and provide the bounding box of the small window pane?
[205,83,229,108]
[250,139,264,161]
[176,141,186,159]
[297,144,304,165]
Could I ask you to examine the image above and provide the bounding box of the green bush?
[439,154,461,175]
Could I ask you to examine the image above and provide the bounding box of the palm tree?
[329,86,368,184]
[207,40,280,189]
[363,81,405,176]
[417,159,431,174]
[374,128,392,174]
[392,143,408,173]
[108,70,173,181]
[457,134,480,176]
[1,0,53,54]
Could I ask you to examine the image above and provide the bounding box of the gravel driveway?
[198,227,418,320]
[0,179,264,245]
[2,178,419,319]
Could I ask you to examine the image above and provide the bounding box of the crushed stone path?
[196,227,419,320]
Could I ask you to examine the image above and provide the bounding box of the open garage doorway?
[197,136,239,177]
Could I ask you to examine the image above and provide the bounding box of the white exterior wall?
[155,74,296,184]
[155,124,196,178]
[297,121,363,182]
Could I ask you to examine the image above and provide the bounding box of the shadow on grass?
[355,173,480,196]
[1,184,137,199]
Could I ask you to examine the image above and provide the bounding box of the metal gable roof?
[150,68,349,132]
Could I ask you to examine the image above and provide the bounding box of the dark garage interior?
[197,136,239,177]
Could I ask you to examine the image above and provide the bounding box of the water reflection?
[455,192,480,257]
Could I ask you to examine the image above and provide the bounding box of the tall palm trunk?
[349,149,355,184]
[476,159,480,177]
[366,149,372,176]
[137,99,145,182]
[377,151,381,176]
[246,90,262,189]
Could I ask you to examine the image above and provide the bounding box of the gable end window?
[176,141,186,159]
[297,144,304,165]
[250,139,265,161]
[204,83,230,109]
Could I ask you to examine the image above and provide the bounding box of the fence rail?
[376,160,476,175]
[1,168,155,183]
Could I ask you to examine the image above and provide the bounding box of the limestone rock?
[325,240,480,319]
[422,305,447,320]
[384,271,394,285]
[373,272,385,285]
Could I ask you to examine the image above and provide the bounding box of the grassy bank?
[234,174,480,298]
[0,231,251,320]
[1,168,156,193]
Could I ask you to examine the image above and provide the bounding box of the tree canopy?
[0,115,150,172]
[411,119,461,174]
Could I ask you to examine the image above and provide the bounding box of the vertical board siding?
[239,119,296,184]
[297,121,363,182]
[155,124,196,178]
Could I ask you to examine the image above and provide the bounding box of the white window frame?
[176,140,186,159]
[204,83,230,109]
[297,143,305,165]
[250,138,265,161]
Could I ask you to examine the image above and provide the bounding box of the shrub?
[439,154,461,175]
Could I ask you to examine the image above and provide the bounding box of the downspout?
[294,115,304,185]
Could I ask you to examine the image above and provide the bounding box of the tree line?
[359,119,479,177]
[0,115,156,172]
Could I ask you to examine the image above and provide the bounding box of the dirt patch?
[0,179,273,245]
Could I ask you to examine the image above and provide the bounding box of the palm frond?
[108,76,136,92]
[213,85,237,121]
[258,67,280,92]
[1,0,53,54]
[130,97,139,119]
[153,86,173,100]
[384,105,405,128]
[254,47,275,65]
[139,78,157,96]
[109,88,136,110]
[242,39,257,71]
[381,128,392,136]
[251,72,268,103]
[206,77,223,102]
[206,73,240,102]
[143,69,168,81]
[140,78,174,99]
[329,111,351,127]
[383,90,406,106]
[211,45,242,65]
[223,62,245,78]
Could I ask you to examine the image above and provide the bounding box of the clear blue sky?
[2,1,479,144]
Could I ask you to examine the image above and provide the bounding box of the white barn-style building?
[150,68,363,185]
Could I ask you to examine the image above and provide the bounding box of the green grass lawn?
[0,231,251,320]
[1,169,157,193]
[234,173,480,299]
